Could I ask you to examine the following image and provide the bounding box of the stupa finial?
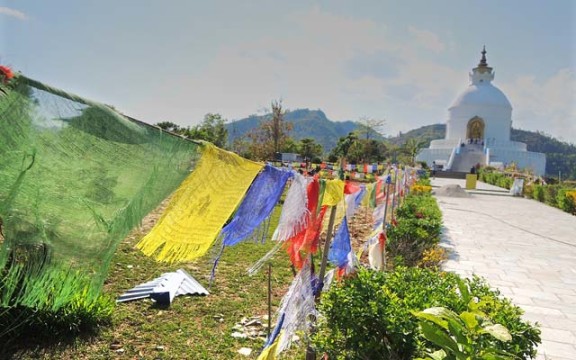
[479,46,488,67]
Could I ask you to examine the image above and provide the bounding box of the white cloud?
[502,68,576,143]
[153,7,394,123]
[408,26,446,53]
[127,7,574,144]
[179,9,455,122]
[0,6,28,21]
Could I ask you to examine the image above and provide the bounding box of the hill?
[227,109,375,151]
[386,124,576,178]
[385,123,446,148]
[227,110,575,178]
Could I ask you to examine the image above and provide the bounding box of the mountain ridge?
[226,108,575,177]
[227,108,370,151]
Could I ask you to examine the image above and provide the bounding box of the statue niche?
[466,116,485,140]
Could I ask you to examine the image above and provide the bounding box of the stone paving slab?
[432,178,576,359]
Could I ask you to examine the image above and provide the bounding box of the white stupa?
[416,47,546,176]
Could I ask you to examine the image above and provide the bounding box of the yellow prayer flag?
[321,179,344,206]
[257,333,281,360]
[136,143,263,262]
[361,183,375,207]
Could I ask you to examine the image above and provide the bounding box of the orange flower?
[0,65,14,81]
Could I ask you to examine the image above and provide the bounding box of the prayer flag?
[321,179,344,206]
[328,217,351,268]
[137,143,263,262]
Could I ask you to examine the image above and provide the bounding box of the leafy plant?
[414,306,513,360]
[417,246,447,269]
[312,267,540,359]
[523,183,534,199]
[411,184,433,194]
[387,193,442,266]
[532,184,545,202]
[496,176,513,190]
[414,279,516,360]
[557,189,576,214]
[542,184,561,207]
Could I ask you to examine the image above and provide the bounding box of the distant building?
[275,152,302,162]
[416,47,546,175]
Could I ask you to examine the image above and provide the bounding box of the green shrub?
[532,185,545,202]
[417,177,431,186]
[479,170,514,190]
[523,183,534,199]
[557,189,576,215]
[313,267,540,359]
[496,176,513,190]
[543,184,561,207]
[417,247,447,270]
[387,193,442,266]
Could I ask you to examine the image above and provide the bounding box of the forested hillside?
[227,109,365,151]
[227,109,575,178]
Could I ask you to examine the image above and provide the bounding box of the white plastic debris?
[117,269,208,305]
[238,347,252,356]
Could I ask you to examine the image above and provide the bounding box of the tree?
[244,100,293,161]
[355,117,386,162]
[269,100,289,154]
[187,113,228,148]
[298,138,323,162]
[332,132,359,160]
[155,121,183,133]
[402,137,426,165]
[356,116,386,141]
[361,139,387,163]
[283,137,299,154]
[386,143,402,164]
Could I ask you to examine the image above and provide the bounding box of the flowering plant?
[0,65,15,84]
[410,184,432,194]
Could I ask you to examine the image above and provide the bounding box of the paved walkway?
[431,178,576,359]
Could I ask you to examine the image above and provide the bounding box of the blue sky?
[2,0,575,142]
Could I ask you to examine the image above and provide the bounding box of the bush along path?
[312,177,541,359]
[478,167,576,215]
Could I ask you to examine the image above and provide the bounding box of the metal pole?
[267,262,272,339]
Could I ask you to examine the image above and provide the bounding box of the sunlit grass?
[8,203,302,359]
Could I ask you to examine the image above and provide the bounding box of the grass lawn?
[9,201,305,359]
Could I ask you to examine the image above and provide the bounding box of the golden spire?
[478,45,488,67]
[472,45,493,76]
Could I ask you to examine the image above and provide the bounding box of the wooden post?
[305,346,316,360]
[307,163,343,359]
[317,205,338,297]
[317,156,346,290]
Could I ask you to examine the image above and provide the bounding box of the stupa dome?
[449,83,512,109]
[449,46,511,110]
